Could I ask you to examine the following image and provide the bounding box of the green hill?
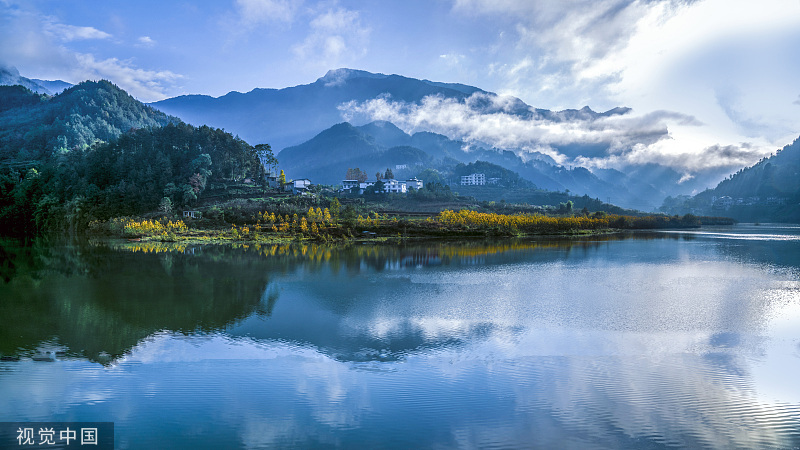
[0,80,177,162]
[0,82,265,236]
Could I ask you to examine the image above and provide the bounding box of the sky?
[1,0,800,175]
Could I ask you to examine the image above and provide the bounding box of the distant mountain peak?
[362,120,403,131]
[326,121,360,133]
[604,106,632,116]
[318,68,388,86]
[0,64,72,95]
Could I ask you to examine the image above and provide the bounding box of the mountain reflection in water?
[1,238,617,362]
[0,229,798,448]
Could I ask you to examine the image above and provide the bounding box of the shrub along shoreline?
[88,208,735,244]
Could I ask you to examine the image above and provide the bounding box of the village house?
[264,170,279,189]
[712,196,734,210]
[461,173,486,186]
[342,179,360,191]
[406,177,423,191]
[284,179,312,195]
[383,178,407,194]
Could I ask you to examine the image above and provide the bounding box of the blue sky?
[2,0,800,173]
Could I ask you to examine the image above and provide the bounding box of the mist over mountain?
[0,65,72,95]
[1,66,771,211]
[151,68,489,152]
[705,138,800,199]
[151,68,632,154]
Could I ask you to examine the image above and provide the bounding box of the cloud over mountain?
[337,92,746,172]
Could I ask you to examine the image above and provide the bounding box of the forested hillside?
[0,79,267,236]
[0,80,176,162]
[660,136,800,222]
[0,123,265,235]
[698,137,800,200]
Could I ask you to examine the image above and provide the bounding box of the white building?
[284,179,312,195]
[461,173,486,186]
[383,179,407,194]
[340,178,423,195]
[342,179,360,191]
[406,177,423,191]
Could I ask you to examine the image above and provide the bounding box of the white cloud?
[74,54,182,101]
[0,7,181,101]
[451,0,800,150]
[579,139,768,173]
[137,36,156,47]
[291,8,370,71]
[339,92,773,172]
[43,20,112,42]
[452,0,674,108]
[439,53,465,67]
[441,0,799,183]
[235,0,303,24]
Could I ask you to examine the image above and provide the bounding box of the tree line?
[0,122,266,236]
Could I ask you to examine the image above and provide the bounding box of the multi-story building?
[461,173,486,186]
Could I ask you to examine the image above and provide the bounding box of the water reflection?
[0,239,274,362]
[2,232,799,364]
[1,229,799,448]
[1,235,693,363]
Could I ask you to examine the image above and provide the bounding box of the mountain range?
[151,68,735,210]
[151,68,634,154]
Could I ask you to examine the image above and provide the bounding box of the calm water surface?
[1,225,799,448]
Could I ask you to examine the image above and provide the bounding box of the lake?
[1,225,799,448]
